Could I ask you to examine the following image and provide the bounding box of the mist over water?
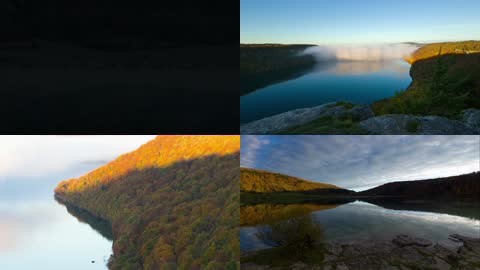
[301,44,419,62]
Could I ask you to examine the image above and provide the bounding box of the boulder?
[359,114,479,134]
[462,108,480,131]
[393,234,432,247]
[240,103,374,134]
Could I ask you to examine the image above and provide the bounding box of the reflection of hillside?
[55,196,113,241]
[240,204,339,226]
[360,198,480,220]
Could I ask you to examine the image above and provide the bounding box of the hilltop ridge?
[240,167,340,193]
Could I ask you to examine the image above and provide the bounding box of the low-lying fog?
[301,44,419,62]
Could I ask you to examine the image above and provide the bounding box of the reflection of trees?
[257,212,324,251]
[240,203,339,226]
[244,208,326,265]
[55,196,114,241]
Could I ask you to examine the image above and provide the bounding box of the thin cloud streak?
[241,135,480,191]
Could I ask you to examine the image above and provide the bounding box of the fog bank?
[302,44,419,62]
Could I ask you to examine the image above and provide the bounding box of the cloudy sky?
[0,136,155,181]
[241,135,480,191]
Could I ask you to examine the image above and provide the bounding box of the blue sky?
[241,135,480,191]
[241,0,480,44]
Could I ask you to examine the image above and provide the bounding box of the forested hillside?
[404,40,480,63]
[373,41,480,117]
[240,44,316,95]
[359,172,480,200]
[55,135,240,270]
[240,167,339,193]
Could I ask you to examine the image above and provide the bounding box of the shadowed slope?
[359,172,480,200]
[55,135,240,270]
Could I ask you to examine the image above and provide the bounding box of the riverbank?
[242,234,480,270]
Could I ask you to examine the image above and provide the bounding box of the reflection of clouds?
[242,201,480,251]
[240,227,271,251]
[317,60,411,76]
[314,201,480,242]
[0,221,20,251]
[0,200,60,252]
[241,136,480,191]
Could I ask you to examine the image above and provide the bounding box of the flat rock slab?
[240,103,374,134]
[242,234,480,270]
[359,114,479,134]
[392,234,432,247]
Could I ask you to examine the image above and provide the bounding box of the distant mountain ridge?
[240,167,341,193]
[359,172,480,199]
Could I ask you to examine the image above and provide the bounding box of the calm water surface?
[240,201,480,252]
[241,60,412,124]
[0,178,112,270]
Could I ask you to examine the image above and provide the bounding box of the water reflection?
[240,200,480,252]
[243,207,326,266]
[55,197,114,241]
[0,179,112,270]
[321,60,410,76]
[240,60,412,124]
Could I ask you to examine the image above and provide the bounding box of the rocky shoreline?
[240,102,480,135]
[242,234,480,270]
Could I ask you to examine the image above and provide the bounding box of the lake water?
[0,178,112,270]
[240,200,480,252]
[240,60,412,124]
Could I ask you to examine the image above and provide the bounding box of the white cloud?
[241,135,480,191]
[0,136,155,179]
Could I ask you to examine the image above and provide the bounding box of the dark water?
[0,178,112,270]
[240,200,480,252]
[240,60,412,124]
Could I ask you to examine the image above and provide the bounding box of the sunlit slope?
[240,167,339,193]
[405,40,480,63]
[55,135,240,270]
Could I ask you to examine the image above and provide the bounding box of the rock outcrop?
[463,108,480,132]
[242,234,480,270]
[240,103,374,134]
[358,114,479,135]
[241,102,480,135]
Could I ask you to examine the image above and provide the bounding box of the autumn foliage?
[405,40,480,63]
[240,167,339,193]
[55,135,240,270]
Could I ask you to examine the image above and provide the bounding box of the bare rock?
[463,108,480,131]
[393,234,432,247]
[359,114,478,134]
[240,103,373,134]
